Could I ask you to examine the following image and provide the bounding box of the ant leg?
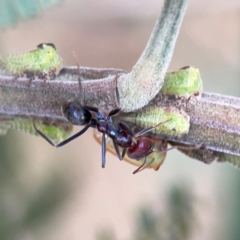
[134,119,172,138]
[32,118,55,146]
[112,140,122,160]
[108,108,121,117]
[132,157,154,174]
[150,143,201,156]
[133,157,159,174]
[32,117,90,147]
[56,125,90,147]
[132,142,201,175]
[83,105,99,113]
[102,133,106,168]
[133,158,146,174]
[118,121,135,137]
[122,148,127,159]
[164,143,202,152]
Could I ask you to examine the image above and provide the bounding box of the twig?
[0,67,239,157]
[118,0,189,112]
[0,0,239,161]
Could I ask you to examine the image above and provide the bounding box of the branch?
[117,0,189,112]
[0,67,126,119]
[0,0,239,165]
[0,66,239,158]
[118,92,240,157]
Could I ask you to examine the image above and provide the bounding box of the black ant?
[32,70,169,168]
[32,52,174,169]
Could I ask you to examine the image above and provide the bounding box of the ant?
[32,51,173,169]
[32,70,169,168]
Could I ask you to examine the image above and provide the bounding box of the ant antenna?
[114,73,120,107]
[134,119,172,138]
[133,157,155,174]
[70,45,80,70]
[133,143,202,174]
[70,46,84,105]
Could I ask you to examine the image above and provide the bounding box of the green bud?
[0,43,62,78]
[160,66,203,98]
[118,106,190,137]
[0,118,72,144]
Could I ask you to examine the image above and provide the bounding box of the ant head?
[62,101,92,126]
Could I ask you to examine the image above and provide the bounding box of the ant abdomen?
[62,101,92,125]
[127,137,154,160]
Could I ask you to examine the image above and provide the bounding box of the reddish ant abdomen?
[127,137,154,160]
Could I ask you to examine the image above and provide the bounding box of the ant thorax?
[115,130,135,148]
[97,120,112,133]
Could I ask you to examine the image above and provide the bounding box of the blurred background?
[0,0,240,239]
